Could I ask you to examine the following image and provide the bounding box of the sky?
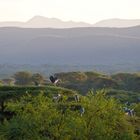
[0,0,140,23]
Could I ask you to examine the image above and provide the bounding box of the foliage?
[55,72,88,82]
[54,72,140,104]
[106,89,140,103]
[0,91,136,140]
[0,80,3,86]
[56,71,140,92]
[134,103,140,117]
[112,73,140,92]
[14,71,33,85]
[32,73,45,85]
[0,71,140,139]
[56,71,118,94]
[84,90,136,140]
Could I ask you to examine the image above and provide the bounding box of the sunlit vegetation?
[0,71,139,139]
[0,90,138,140]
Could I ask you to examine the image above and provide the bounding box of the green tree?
[32,73,45,86]
[14,71,32,85]
[82,90,135,140]
[134,103,140,117]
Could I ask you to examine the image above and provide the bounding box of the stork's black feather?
[49,75,59,84]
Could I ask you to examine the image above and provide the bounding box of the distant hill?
[0,16,91,28]
[1,17,140,28]
[0,26,140,65]
[94,18,140,27]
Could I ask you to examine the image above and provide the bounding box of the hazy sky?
[0,0,140,23]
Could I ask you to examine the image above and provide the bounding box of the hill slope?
[0,26,140,65]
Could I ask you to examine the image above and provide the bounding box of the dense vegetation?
[0,89,139,140]
[0,71,139,139]
[55,72,140,102]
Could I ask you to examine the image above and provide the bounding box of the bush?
[0,90,136,140]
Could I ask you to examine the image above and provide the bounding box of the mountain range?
[0,26,140,65]
[1,16,140,28]
[0,16,91,28]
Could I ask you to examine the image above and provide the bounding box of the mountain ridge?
[94,18,140,27]
[1,16,140,28]
[0,16,91,28]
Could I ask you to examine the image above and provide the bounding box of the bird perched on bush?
[49,75,59,86]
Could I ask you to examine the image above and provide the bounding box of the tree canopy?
[0,90,136,140]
